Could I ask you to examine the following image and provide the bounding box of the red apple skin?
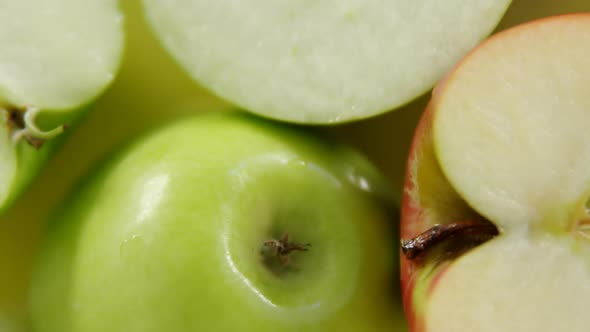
[398,21,507,332]
[400,66,491,332]
[399,103,434,332]
[398,20,495,332]
[400,12,590,332]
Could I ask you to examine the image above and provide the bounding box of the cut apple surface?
[433,14,590,230]
[0,0,124,212]
[401,13,590,332]
[143,0,510,123]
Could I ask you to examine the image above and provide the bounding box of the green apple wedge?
[0,0,124,213]
[142,0,511,124]
[30,111,406,332]
[401,13,590,332]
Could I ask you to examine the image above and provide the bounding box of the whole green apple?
[30,112,405,332]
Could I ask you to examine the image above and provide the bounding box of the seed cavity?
[401,221,499,261]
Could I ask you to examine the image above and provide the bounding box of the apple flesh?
[0,0,124,212]
[30,112,406,332]
[143,0,511,123]
[401,13,590,332]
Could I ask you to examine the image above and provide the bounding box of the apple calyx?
[262,232,311,273]
[3,105,67,149]
[401,221,498,261]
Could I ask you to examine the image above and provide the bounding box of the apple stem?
[263,233,311,267]
[401,221,498,260]
[2,105,66,149]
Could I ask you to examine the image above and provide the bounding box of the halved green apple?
[0,0,124,212]
[142,0,511,123]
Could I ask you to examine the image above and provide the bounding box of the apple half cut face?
[401,13,590,332]
[142,0,511,124]
[0,0,124,212]
[30,112,405,332]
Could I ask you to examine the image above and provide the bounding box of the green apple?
[0,0,124,213]
[142,0,511,123]
[30,111,406,331]
[400,13,590,332]
[0,0,229,328]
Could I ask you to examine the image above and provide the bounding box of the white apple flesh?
[0,0,124,212]
[402,13,590,332]
[143,0,511,123]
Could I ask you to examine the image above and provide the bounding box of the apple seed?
[401,221,498,260]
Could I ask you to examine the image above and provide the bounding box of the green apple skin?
[30,111,406,332]
[0,0,229,327]
[2,135,55,215]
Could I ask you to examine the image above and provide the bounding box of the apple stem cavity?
[262,233,311,270]
[3,105,66,149]
[401,221,499,261]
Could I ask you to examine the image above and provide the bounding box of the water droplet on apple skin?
[346,168,374,194]
[287,158,307,168]
[120,234,145,261]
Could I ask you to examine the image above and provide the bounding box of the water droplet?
[346,168,372,193]
[120,234,144,261]
[288,159,307,168]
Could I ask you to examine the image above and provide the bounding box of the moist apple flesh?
[416,14,590,332]
[143,0,511,123]
[0,0,123,210]
[0,1,122,109]
[433,15,590,231]
[401,104,500,267]
[427,235,590,332]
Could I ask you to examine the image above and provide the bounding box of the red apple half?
[401,13,590,332]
